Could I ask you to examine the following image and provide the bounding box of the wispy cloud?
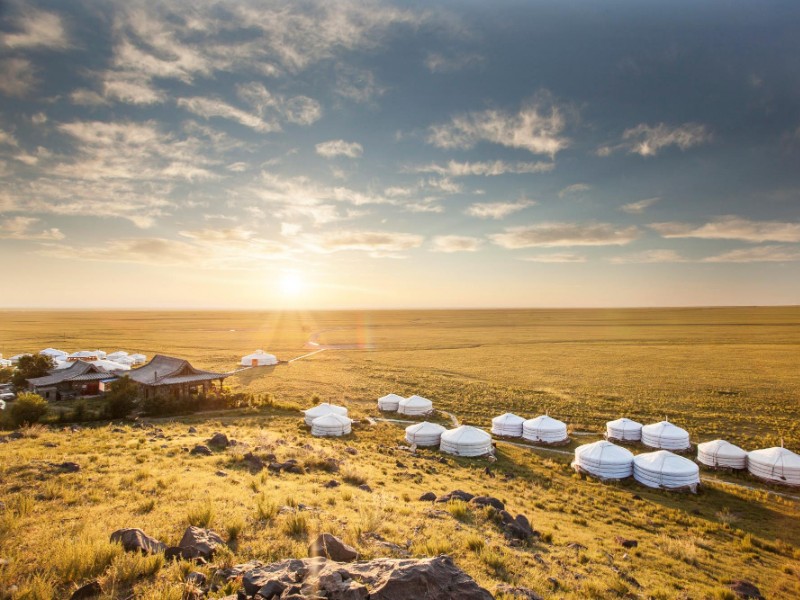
[599,122,711,157]
[411,160,553,177]
[649,216,800,243]
[178,97,279,133]
[522,253,587,263]
[431,235,482,253]
[558,183,590,198]
[491,222,640,248]
[428,93,570,157]
[315,140,363,158]
[0,217,64,241]
[1,6,70,50]
[305,229,423,258]
[702,245,800,263]
[465,199,535,220]
[237,82,321,126]
[620,197,659,214]
[0,58,37,97]
[609,249,686,264]
[335,65,386,104]
[424,52,485,73]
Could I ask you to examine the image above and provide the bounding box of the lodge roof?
[125,354,228,387]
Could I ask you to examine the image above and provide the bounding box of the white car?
[0,392,14,402]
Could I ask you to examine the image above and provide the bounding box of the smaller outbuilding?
[606,418,643,442]
[440,425,493,457]
[491,412,525,438]
[378,393,404,412]
[522,415,569,444]
[304,403,348,426]
[398,395,433,416]
[641,420,691,451]
[747,447,800,486]
[697,439,748,470]
[405,421,446,447]
[572,440,634,481]
[241,350,278,367]
[311,413,352,437]
[633,450,700,492]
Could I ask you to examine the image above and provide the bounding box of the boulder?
[358,484,373,493]
[178,526,225,560]
[470,496,505,511]
[190,445,213,456]
[207,432,229,447]
[69,580,102,599]
[435,490,474,503]
[58,462,81,473]
[186,571,206,587]
[188,426,198,433]
[614,536,638,549]
[323,480,340,488]
[418,492,436,502]
[728,581,764,599]
[110,528,166,555]
[308,533,358,562]
[242,452,265,471]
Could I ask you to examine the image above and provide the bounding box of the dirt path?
[288,349,327,363]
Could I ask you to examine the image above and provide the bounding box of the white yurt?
[88,359,131,371]
[697,439,748,470]
[106,351,129,361]
[241,350,278,367]
[311,413,352,437]
[68,351,98,361]
[92,350,107,359]
[0,358,11,368]
[53,359,71,370]
[129,353,147,365]
[606,418,643,442]
[440,425,493,457]
[405,421,447,447]
[491,412,525,437]
[378,393,404,412]
[633,450,700,491]
[747,447,800,486]
[398,395,433,416]
[522,415,568,444]
[304,403,348,426]
[572,440,635,480]
[641,421,691,451]
[40,348,68,359]
[110,355,136,367]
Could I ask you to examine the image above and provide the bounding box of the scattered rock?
[207,432,229,447]
[728,580,764,599]
[395,460,406,468]
[567,542,587,551]
[188,426,198,434]
[110,528,166,555]
[496,584,544,600]
[57,462,81,473]
[497,511,537,541]
[43,442,58,448]
[69,580,102,599]
[8,432,24,440]
[190,445,213,456]
[435,490,474,503]
[186,571,206,587]
[323,480,340,488]
[483,467,495,478]
[358,484,373,493]
[308,533,358,562]
[345,447,358,455]
[418,492,436,501]
[178,526,225,560]
[470,496,505,511]
[242,452,265,471]
[614,536,638,549]
[216,470,228,477]
[164,546,184,561]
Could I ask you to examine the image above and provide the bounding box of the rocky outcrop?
[728,580,764,599]
[308,533,358,562]
[470,496,505,511]
[207,432,229,447]
[435,490,474,503]
[190,445,213,456]
[178,526,225,560]
[110,528,166,555]
[233,555,493,600]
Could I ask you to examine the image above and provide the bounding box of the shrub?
[103,376,139,419]
[11,354,54,389]
[8,392,49,427]
[186,503,215,528]
[282,512,308,538]
[71,399,89,422]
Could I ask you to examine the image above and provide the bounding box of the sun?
[279,271,305,296]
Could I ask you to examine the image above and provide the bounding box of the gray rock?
[178,526,225,560]
[496,584,543,600]
[190,445,213,456]
[69,580,102,599]
[357,484,372,493]
[435,490,474,503]
[470,496,505,511]
[186,571,206,587]
[188,426,198,433]
[57,462,81,473]
[323,480,340,488]
[728,580,764,599]
[207,432,229,447]
[418,492,436,502]
[243,452,265,471]
[308,533,358,562]
[110,528,166,555]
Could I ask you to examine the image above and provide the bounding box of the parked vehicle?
[0,391,15,402]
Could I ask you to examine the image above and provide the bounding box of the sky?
[0,0,799,309]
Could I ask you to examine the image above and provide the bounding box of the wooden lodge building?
[27,354,229,401]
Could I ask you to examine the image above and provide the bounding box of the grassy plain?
[1,307,799,599]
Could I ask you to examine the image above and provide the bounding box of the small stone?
[614,536,638,549]
[186,571,206,587]
[178,526,225,560]
[358,484,373,493]
[308,533,358,562]
[69,580,102,599]
[207,432,229,447]
[435,490,474,503]
[345,446,358,455]
[496,584,544,600]
[164,546,184,561]
[216,470,228,477]
[470,496,505,511]
[728,580,764,599]
[190,445,213,456]
[188,426,198,433]
[110,528,166,555]
[323,480,340,488]
[418,492,436,501]
[58,462,81,473]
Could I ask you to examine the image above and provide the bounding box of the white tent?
[522,415,568,444]
[440,425,493,457]
[68,351,99,361]
[697,439,748,470]
[0,358,11,368]
[54,359,72,370]
[606,418,643,442]
[641,421,691,451]
[241,350,278,367]
[747,447,800,486]
[92,350,107,359]
[129,354,147,365]
[88,359,131,372]
[106,351,129,361]
[633,450,700,491]
[111,355,136,367]
[405,421,446,447]
[378,393,404,412]
[398,395,433,416]
[304,403,348,426]
[491,412,525,437]
[40,348,68,359]
[572,440,634,480]
[311,413,352,437]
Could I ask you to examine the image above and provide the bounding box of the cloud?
[491,222,640,248]
[236,82,321,126]
[0,217,64,241]
[404,201,444,214]
[69,88,110,106]
[0,58,37,97]
[0,128,19,147]
[558,183,590,198]
[649,216,800,243]
[620,197,659,214]
[1,7,70,49]
[609,249,686,264]
[335,65,386,104]
[599,123,712,157]
[424,52,485,73]
[702,245,800,263]
[306,229,423,257]
[465,200,536,220]
[103,72,165,105]
[427,93,570,157]
[431,235,482,253]
[315,140,363,159]
[178,97,279,133]
[411,160,554,177]
[521,253,587,263]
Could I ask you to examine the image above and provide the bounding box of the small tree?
[103,376,139,419]
[0,366,14,384]
[9,392,49,427]
[11,354,55,389]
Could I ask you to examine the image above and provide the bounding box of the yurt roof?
[312,413,352,426]
[748,447,800,468]
[129,353,146,359]
[244,350,275,358]
[89,359,131,371]
[379,393,405,402]
[607,417,642,428]
[107,350,128,357]
[697,439,747,458]
[406,421,446,435]
[642,421,689,438]
[70,351,96,358]
[304,403,347,417]
[492,412,525,425]
[575,440,634,464]
[524,415,566,429]
[402,395,433,407]
[441,425,491,444]
[634,450,698,475]
[40,348,67,357]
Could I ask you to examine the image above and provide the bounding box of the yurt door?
[251,358,259,367]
